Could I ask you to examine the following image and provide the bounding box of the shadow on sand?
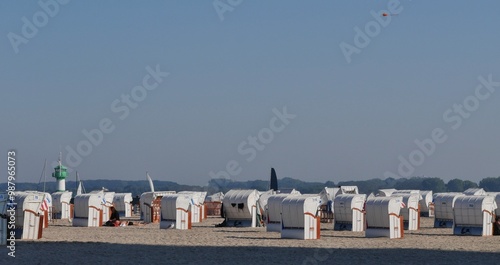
[2,242,500,265]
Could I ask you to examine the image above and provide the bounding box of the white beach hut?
[13,192,44,240]
[419,190,434,217]
[0,193,9,245]
[199,191,208,220]
[72,192,104,227]
[365,196,404,239]
[378,189,397,197]
[113,193,133,218]
[318,187,339,222]
[206,192,224,202]
[337,186,359,195]
[101,192,115,223]
[178,191,201,222]
[392,190,420,195]
[222,189,262,227]
[495,194,500,217]
[433,193,463,228]
[453,195,497,236]
[463,188,486,196]
[392,190,422,199]
[333,194,366,232]
[140,191,176,223]
[266,194,295,232]
[178,191,207,223]
[281,195,321,240]
[277,188,301,194]
[52,191,73,220]
[257,190,276,221]
[318,187,340,203]
[393,193,420,231]
[159,194,192,230]
[205,192,224,216]
[24,191,52,228]
[319,187,339,206]
[42,192,52,227]
[258,190,276,209]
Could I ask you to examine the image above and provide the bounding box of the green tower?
[52,158,68,192]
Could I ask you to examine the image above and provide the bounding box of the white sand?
[2,217,500,264]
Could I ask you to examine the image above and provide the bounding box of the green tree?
[463,180,478,190]
[479,177,500,192]
[394,177,422,190]
[447,179,464,192]
[422,178,446,192]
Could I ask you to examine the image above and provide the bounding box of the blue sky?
[1,1,500,186]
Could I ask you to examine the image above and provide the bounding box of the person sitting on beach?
[493,216,500,235]
[105,206,120,227]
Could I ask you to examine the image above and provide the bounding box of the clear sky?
[1,1,500,186]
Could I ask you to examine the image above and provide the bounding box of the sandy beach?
[2,217,499,265]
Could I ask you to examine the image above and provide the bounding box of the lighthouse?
[52,155,68,192]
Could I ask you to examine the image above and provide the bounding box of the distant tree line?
[2,176,500,197]
[180,176,500,195]
[209,176,500,195]
[336,177,481,195]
